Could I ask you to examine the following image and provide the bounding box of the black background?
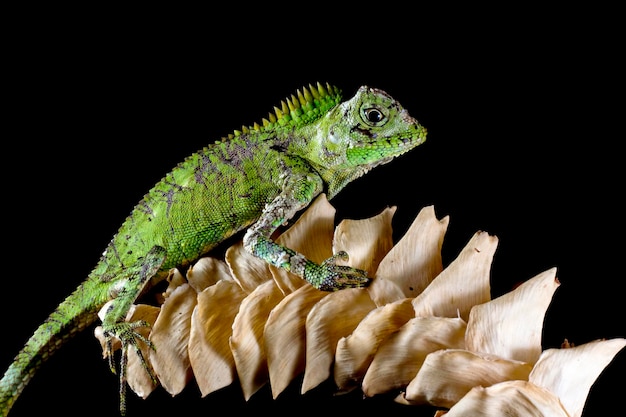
[3,6,624,417]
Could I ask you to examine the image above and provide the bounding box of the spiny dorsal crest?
[224,81,342,140]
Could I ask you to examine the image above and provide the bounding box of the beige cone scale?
[95,194,625,417]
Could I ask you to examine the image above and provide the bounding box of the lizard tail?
[0,283,101,416]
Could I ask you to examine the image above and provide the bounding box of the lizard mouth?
[346,126,427,166]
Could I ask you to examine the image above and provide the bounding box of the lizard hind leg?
[101,245,166,415]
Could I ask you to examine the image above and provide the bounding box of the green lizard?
[0,82,427,416]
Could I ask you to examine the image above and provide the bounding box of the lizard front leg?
[243,174,371,291]
[101,245,166,415]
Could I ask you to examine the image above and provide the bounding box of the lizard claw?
[321,250,350,265]
[314,251,371,291]
[102,320,157,415]
[103,320,155,372]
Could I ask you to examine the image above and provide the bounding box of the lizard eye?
[361,106,388,126]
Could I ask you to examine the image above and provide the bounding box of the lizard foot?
[103,320,157,415]
[312,251,372,291]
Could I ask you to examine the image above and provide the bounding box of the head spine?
[224,82,342,140]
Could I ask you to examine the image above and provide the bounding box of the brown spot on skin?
[194,154,213,184]
[137,200,154,216]
[350,124,373,138]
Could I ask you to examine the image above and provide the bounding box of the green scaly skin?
[0,82,427,416]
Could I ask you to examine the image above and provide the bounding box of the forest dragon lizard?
[0,82,427,416]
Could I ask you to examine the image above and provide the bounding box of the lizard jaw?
[346,127,427,166]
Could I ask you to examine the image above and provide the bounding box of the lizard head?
[226,82,427,199]
[302,85,428,198]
